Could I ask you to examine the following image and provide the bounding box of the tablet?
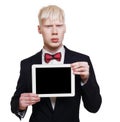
[32,64,75,97]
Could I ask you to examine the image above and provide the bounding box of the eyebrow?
[43,24,64,27]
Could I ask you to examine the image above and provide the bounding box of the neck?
[43,45,63,53]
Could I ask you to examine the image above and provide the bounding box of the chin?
[50,44,62,51]
[51,42,62,48]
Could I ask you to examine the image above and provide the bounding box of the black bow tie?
[44,52,61,63]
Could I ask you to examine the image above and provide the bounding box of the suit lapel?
[32,50,42,64]
[45,98,54,112]
[64,46,73,64]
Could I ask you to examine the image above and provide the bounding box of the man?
[11,5,102,122]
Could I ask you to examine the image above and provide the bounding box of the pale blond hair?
[38,5,65,25]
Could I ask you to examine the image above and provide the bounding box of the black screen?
[36,67,71,94]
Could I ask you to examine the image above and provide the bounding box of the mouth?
[51,38,59,43]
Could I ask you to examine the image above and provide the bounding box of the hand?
[71,62,89,83]
[19,93,40,110]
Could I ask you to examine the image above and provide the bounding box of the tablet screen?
[32,64,75,97]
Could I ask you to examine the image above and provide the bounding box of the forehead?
[42,18,64,25]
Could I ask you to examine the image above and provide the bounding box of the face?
[38,18,66,52]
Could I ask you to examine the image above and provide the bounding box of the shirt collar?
[42,45,65,64]
[42,45,65,55]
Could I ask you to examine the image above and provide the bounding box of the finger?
[73,67,86,72]
[72,67,89,76]
[21,93,38,97]
[28,96,40,102]
[20,94,40,104]
[71,62,88,69]
[71,62,79,68]
[21,96,40,103]
[72,65,89,73]
[20,98,40,106]
[73,70,88,75]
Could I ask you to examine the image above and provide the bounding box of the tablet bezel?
[32,64,75,97]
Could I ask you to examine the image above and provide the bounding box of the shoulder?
[20,51,42,66]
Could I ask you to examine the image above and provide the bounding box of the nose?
[52,26,58,35]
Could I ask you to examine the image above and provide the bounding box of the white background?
[0,0,120,122]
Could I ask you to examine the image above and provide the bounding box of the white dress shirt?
[42,46,65,109]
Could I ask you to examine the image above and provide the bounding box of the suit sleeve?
[10,61,28,119]
[81,57,102,113]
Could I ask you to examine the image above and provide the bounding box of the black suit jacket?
[11,46,102,122]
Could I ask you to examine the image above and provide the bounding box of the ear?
[38,25,41,34]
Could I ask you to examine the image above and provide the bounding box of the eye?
[45,25,53,28]
[56,24,63,27]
